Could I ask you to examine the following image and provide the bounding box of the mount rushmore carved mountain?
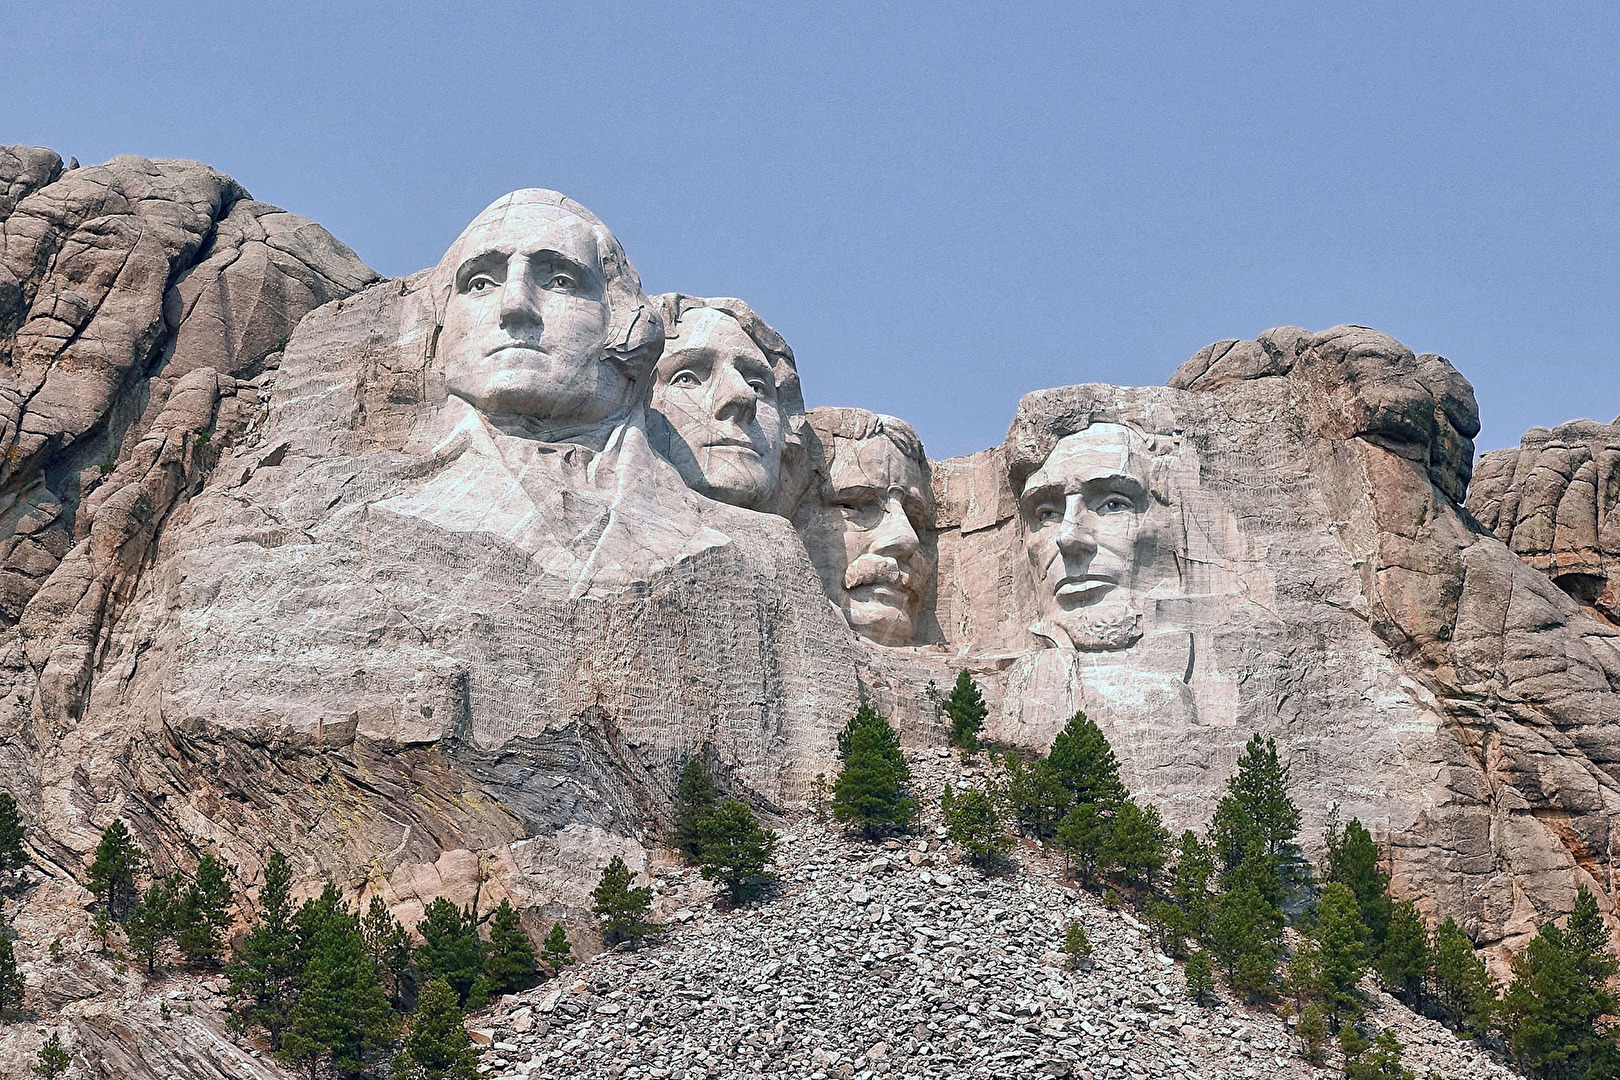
[2,148,1617,1031]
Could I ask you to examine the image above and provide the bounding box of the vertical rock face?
[1468,418,1620,624]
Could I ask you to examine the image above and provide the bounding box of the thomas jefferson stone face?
[437,196,634,431]
[1020,423,1152,651]
[651,307,787,510]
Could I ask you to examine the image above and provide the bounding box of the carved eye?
[833,498,882,529]
[545,272,577,290]
[747,378,771,396]
[1035,503,1064,526]
[1095,494,1134,515]
[467,273,499,293]
[670,370,703,389]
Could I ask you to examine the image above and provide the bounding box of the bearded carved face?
[649,307,787,510]
[1019,424,1154,651]
[798,415,934,646]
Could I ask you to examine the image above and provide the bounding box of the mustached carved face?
[650,308,786,510]
[1019,424,1153,651]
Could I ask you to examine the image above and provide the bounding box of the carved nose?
[1055,507,1096,557]
[711,362,757,423]
[498,271,543,331]
[869,495,919,559]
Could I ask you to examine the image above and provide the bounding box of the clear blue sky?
[6,2,1617,460]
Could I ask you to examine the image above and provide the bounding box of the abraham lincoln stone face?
[1019,423,1153,651]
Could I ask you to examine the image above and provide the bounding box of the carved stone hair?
[652,294,805,418]
[805,406,926,468]
[429,189,665,378]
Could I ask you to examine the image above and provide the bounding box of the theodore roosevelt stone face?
[651,305,787,510]
[434,190,659,437]
[1019,423,1153,651]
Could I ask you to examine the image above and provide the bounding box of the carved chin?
[1051,604,1142,651]
[845,597,915,646]
[691,449,775,509]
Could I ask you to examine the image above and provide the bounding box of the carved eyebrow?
[733,354,776,388]
[454,250,507,292]
[1082,473,1148,503]
[525,249,594,283]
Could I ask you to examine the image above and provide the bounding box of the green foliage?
[483,899,538,996]
[1499,886,1620,1079]
[1226,840,1285,912]
[1207,884,1283,1002]
[1171,831,1217,938]
[1343,1029,1415,1080]
[127,876,180,974]
[1323,807,1392,948]
[1429,917,1496,1038]
[1184,950,1217,1005]
[1312,882,1371,1024]
[591,856,660,947]
[416,898,488,1008]
[1106,800,1170,887]
[1054,802,1110,887]
[1377,899,1431,1005]
[943,671,988,751]
[281,883,398,1079]
[1297,1004,1330,1065]
[1045,712,1127,808]
[1063,919,1091,969]
[0,902,24,1015]
[0,791,27,878]
[942,785,1012,871]
[697,799,778,902]
[831,708,915,838]
[1210,735,1301,903]
[541,922,573,970]
[1002,754,1070,840]
[34,1033,71,1079]
[393,978,480,1080]
[1145,898,1193,958]
[175,853,233,966]
[227,851,300,1049]
[361,895,414,1007]
[672,757,719,863]
[86,819,142,922]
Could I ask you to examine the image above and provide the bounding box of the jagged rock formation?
[1468,418,1620,624]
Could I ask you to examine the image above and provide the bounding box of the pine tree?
[831,708,915,838]
[541,922,573,970]
[942,671,988,752]
[942,786,1011,871]
[0,901,24,1016]
[1343,1029,1415,1080]
[416,898,488,1008]
[1045,712,1127,808]
[227,851,300,1050]
[697,799,778,902]
[0,791,27,881]
[1296,1004,1330,1066]
[1054,802,1111,887]
[1145,897,1193,958]
[483,899,538,995]
[1323,808,1391,948]
[33,1033,71,1079]
[176,853,233,966]
[1210,735,1301,891]
[1207,884,1283,1001]
[393,977,480,1080]
[1429,917,1496,1038]
[361,895,414,1007]
[86,818,141,921]
[1001,754,1070,840]
[1312,882,1370,1026]
[1104,800,1170,887]
[1063,919,1091,970]
[671,757,719,863]
[1376,899,1431,1006]
[1171,831,1217,938]
[127,875,180,974]
[1499,886,1620,1078]
[281,883,398,1080]
[591,856,659,947]
[1184,950,1217,1005]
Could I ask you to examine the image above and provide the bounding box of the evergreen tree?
[541,922,573,970]
[360,895,414,1008]
[697,799,778,902]
[0,901,24,1016]
[591,856,660,947]
[1171,831,1217,938]
[1226,840,1285,913]
[416,898,488,1008]
[1063,919,1091,970]
[33,1033,71,1079]
[1145,897,1193,959]
[86,818,141,921]
[942,786,1011,871]
[1284,939,1323,1016]
[1296,1005,1330,1066]
[943,671,988,751]
[1429,917,1496,1038]
[281,883,398,1080]
[1499,886,1620,1079]
[1206,884,1283,1001]
[227,851,300,1049]
[1054,802,1111,887]
[393,978,480,1080]
[482,899,538,995]
[0,791,27,881]
[831,709,915,838]
[1376,899,1431,1007]
[1045,712,1127,808]
[1312,882,1370,1026]
[1323,808,1391,948]
[1105,800,1170,887]
[1210,735,1301,889]
[1184,950,1217,1005]
[1343,1029,1415,1080]
[671,757,719,864]
[127,875,180,974]
[176,853,233,966]
[1001,754,1070,840]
